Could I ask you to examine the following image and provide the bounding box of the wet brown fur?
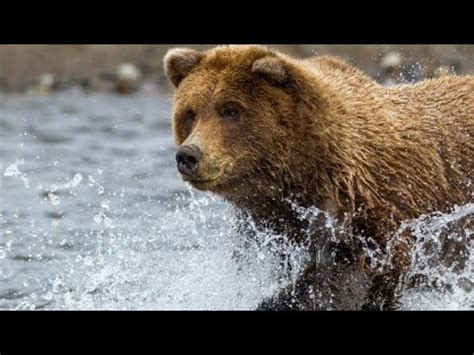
[164,45,474,310]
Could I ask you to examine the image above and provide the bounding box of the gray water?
[0,89,472,310]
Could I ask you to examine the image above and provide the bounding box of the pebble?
[36,73,55,95]
[115,63,142,94]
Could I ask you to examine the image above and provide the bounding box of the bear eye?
[184,109,196,122]
[220,102,240,120]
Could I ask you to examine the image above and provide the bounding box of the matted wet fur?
[164,45,474,310]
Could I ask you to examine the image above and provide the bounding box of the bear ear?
[163,48,203,87]
[252,56,289,86]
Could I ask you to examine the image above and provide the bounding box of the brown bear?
[163,45,474,310]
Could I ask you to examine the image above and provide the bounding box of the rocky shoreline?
[0,45,472,95]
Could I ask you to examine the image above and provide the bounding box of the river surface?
[0,89,472,310]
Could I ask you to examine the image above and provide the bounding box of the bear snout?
[176,144,203,177]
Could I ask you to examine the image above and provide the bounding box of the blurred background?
[1,45,473,94]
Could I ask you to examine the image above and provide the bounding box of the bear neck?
[289,65,388,216]
[233,195,312,244]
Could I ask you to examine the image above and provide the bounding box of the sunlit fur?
[165,45,473,309]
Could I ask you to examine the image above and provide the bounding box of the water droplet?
[93,214,102,224]
[48,192,60,206]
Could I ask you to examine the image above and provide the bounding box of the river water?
[0,89,472,310]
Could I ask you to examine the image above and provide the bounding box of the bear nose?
[176,144,203,176]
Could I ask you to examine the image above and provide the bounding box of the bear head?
[164,45,324,208]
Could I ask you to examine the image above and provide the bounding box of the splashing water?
[399,204,473,310]
[4,159,30,189]
[0,91,472,310]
